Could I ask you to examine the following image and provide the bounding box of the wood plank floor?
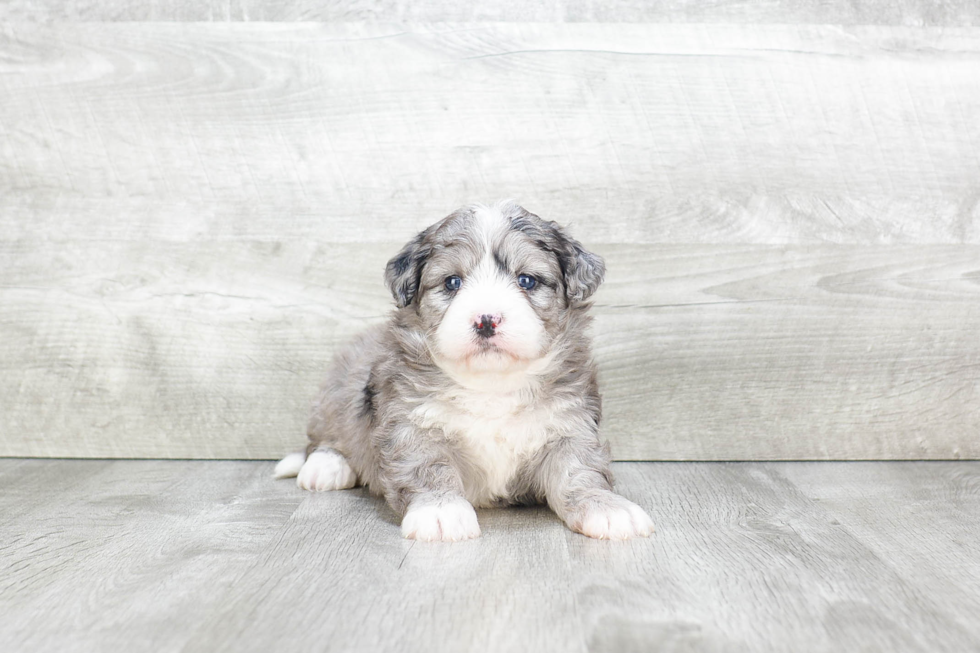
[1,460,978,652]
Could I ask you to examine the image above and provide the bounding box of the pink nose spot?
[475,314,501,328]
[474,314,502,338]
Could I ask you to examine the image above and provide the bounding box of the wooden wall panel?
[2,240,977,459]
[1,21,978,459]
[1,24,979,244]
[3,1,980,24]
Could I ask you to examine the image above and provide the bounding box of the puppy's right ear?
[384,229,432,308]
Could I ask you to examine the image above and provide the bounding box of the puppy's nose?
[473,314,501,339]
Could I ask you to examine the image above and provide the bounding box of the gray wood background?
[1,3,978,459]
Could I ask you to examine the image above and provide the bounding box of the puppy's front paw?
[401,497,481,542]
[297,449,357,491]
[569,493,655,540]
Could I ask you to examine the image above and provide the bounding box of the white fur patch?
[576,495,655,540]
[434,255,545,369]
[401,496,481,541]
[411,382,560,506]
[296,450,358,491]
[273,452,307,479]
[471,202,509,248]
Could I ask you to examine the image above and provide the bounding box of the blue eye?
[517,274,537,290]
[445,275,462,292]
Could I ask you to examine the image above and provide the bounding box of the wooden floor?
[2,460,978,652]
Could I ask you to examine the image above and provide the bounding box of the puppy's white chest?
[412,389,552,504]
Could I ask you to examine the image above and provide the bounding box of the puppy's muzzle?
[473,314,501,339]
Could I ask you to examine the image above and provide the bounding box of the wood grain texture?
[2,242,977,459]
[0,460,306,651]
[2,460,980,652]
[2,22,980,459]
[599,245,980,460]
[1,24,979,244]
[3,0,980,24]
[776,462,980,639]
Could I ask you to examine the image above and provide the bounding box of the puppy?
[275,201,654,541]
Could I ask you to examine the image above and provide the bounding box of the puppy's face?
[385,202,604,377]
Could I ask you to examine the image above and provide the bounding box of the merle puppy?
[276,201,654,541]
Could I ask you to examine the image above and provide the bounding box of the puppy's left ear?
[560,237,605,303]
[384,229,431,308]
[511,207,606,303]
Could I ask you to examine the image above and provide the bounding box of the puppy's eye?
[444,275,462,292]
[517,274,537,290]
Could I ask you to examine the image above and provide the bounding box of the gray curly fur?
[297,201,637,535]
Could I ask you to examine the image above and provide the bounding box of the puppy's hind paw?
[571,494,655,540]
[296,449,358,491]
[401,497,481,542]
[273,452,306,479]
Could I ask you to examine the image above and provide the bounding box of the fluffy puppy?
[275,201,654,541]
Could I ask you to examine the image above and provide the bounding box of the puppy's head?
[384,202,604,377]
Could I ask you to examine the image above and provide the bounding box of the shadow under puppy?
[276,201,654,541]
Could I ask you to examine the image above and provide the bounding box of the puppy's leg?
[400,494,481,542]
[296,446,358,492]
[536,435,654,540]
[381,427,480,542]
